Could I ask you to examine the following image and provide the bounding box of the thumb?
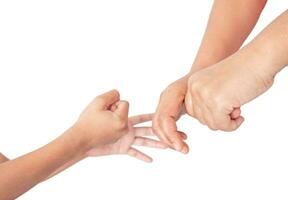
[114,100,129,119]
[231,107,241,120]
[226,116,245,131]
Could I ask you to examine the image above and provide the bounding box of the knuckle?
[190,81,200,94]
[213,119,225,130]
[207,122,218,131]
[188,77,200,90]
[199,87,212,100]
[215,121,235,132]
[122,100,130,110]
[96,96,105,104]
[228,123,239,132]
[203,117,217,131]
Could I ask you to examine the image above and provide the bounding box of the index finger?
[129,113,154,125]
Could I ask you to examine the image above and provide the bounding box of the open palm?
[87,114,168,162]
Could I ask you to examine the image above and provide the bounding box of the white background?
[0,1,288,199]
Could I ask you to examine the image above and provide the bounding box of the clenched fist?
[185,54,274,131]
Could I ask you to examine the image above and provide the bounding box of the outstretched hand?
[87,114,168,162]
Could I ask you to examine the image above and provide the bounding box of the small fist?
[73,90,129,150]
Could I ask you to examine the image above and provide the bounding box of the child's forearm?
[44,154,86,181]
[44,146,111,181]
[191,0,267,72]
[0,126,87,200]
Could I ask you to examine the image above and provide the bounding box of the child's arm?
[0,128,88,200]
[0,90,125,200]
[0,90,166,200]
[153,0,268,153]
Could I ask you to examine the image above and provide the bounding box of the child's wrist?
[64,125,93,156]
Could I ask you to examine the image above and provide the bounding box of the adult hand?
[185,54,274,131]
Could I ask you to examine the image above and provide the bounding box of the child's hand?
[71,90,168,162]
[86,114,169,162]
[72,90,130,152]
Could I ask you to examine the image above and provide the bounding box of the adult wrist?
[239,42,281,83]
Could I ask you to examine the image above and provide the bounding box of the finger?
[228,116,245,131]
[214,111,244,132]
[134,127,154,136]
[129,113,154,125]
[134,127,187,140]
[110,103,118,112]
[152,114,172,146]
[178,131,188,140]
[161,116,189,154]
[114,100,129,119]
[127,148,153,163]
[97,89,120,109]
[133,137,168,149]
[230,107,241,120]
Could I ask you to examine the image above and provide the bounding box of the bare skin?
[153,0,268,153]
[0,153,8,163]
[0,90,168,200]
[186,10,288,131]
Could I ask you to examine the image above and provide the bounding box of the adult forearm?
[0,127,86,200]
[231,9,288,81]
[191,0,267,72]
